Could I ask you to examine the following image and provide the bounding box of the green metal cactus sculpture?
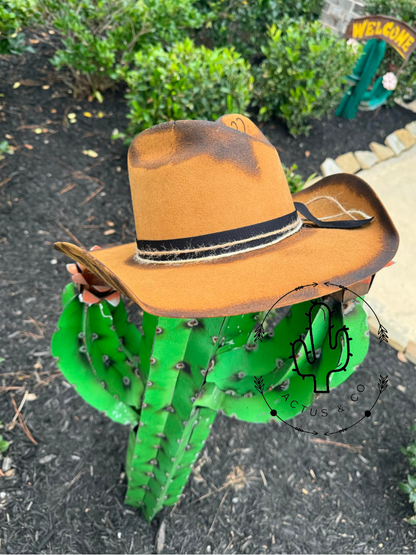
[52,267,370,522]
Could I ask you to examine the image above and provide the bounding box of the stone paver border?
[306,120,416,182]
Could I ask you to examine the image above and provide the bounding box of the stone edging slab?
[303,120,416,185]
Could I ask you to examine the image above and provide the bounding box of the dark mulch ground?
[1,38,416,554]
[263,104,416,179]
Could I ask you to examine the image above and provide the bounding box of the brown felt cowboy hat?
[54,114,399,318]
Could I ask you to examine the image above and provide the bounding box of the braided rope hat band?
[135,202,373,264]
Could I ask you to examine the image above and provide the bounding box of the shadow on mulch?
[1,37,416,554]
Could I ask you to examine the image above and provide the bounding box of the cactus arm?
[210,301,316,385]
[195,370,315,424]
[51,296,139,426]
[213,303,329,397]
[195,300,356,422]
[210,300,327,396]
[83,303,144,409]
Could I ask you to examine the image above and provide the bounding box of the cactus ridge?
[83,303,143,408]
[215,312,264,355]
[196,371,316,423]
[108,300,143,371]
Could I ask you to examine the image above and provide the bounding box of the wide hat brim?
[54,173,399,318]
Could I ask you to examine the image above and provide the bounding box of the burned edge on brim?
[53,240,374,318]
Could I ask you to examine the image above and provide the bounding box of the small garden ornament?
[52,114,399,521]
[337,15,416,117]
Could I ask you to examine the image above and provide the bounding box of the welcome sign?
[345,15,416,60]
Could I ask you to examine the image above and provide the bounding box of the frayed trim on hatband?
[134,217,303,266]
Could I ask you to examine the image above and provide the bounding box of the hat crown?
[127,115,295,242]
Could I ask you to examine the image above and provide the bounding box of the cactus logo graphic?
[290,299,352,394]
[253,281,390,436]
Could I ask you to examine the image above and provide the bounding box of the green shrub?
[256,19,362,136]
[0,140,14,160]
[37,0,205,100]
[283,163,304,193]
[399,424,416,525]
[0,434,9,454]
[283,163,317,193]
[366,0,416,102]
[195,0,325,62]
[0,415,9,455]
[0,0,36,55]
[122,38,253,135]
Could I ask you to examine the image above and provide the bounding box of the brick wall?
[321,0,366,35]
